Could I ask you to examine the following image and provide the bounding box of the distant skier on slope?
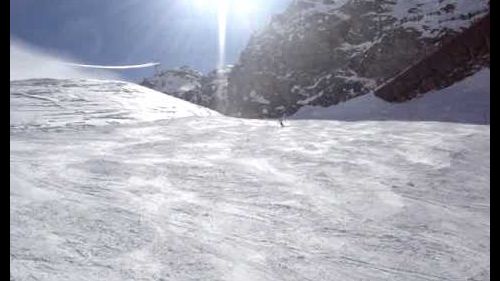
[279,113,286,127]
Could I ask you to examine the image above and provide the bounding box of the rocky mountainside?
[140,66,209,107]
[375,12,490,102]
[140,66,231,111]
[226,0,489,118]
[141,0,489,118]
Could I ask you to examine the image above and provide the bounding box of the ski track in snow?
[11,79,489,280]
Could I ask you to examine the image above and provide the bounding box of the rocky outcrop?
[201,67,231,113]
[225,0,489,118]
[140,66,209,107]
[140,66,231,111]
[375,13,490,102]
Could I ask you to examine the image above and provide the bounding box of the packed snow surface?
[11,78,489,280]
[10,79,218,130]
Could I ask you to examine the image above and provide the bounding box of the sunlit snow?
[11,74,489,280]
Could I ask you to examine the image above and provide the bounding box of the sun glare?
[190,0,262,68]
[192,0,259,15]
[217,0,229,68]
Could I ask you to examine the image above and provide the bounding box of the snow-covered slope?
[11,79,489,280]
[11,79,218,131]
[293,68,490,124]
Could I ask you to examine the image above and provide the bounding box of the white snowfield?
[11,77,489,280]
[10,79,218,131]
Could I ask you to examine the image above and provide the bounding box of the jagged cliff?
[140,66,209,107]
[140,66,231,111]
[225,0,489,118]
[375,12,490,102]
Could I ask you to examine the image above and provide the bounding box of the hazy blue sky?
[11,0,290,81]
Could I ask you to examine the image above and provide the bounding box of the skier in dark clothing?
[278,112,286,127]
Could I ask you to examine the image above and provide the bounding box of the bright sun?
[192,0,259,16]
[190,0,261,68]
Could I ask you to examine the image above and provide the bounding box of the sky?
[10,0,291,81]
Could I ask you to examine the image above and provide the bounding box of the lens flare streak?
[217,0,229,69]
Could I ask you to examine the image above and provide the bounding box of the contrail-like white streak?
[65,62,160,70]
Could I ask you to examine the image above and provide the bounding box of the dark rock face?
[201,67,231,114]
[140,66,231,112]
[225,0,489,118]
[140,66,209,107]
[375,13,490,102]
